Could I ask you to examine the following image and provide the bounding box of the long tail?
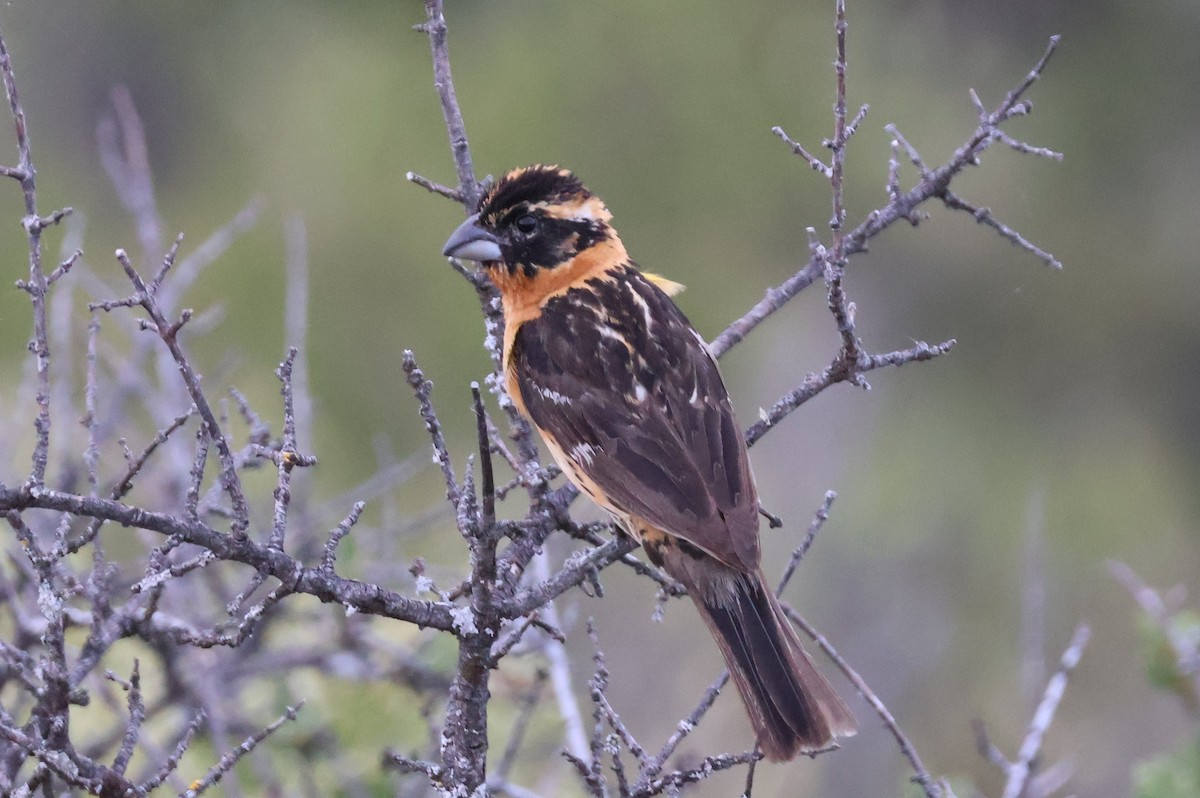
[654,542,856,760]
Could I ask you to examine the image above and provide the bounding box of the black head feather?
[479,165,589,217]
[475,165,614,277]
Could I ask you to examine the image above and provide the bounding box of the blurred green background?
[0,1,1197,795]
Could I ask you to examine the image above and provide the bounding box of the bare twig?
[785,604,941,797]
[829,0,851,239]
[711,36,1062,359]
[264,347,317,549]
[587,624,648,766]
[108,660,144,776]
[183,702,304,797]
[322,501,366,575]
[0,27,63,489]
[943,189,1063,269]
[771,125,831,177]
[745,338,956,448]
[403,350,460,507]
[407,170,465,202]
[138,711,205,792]
[776,490,837,595]
[635,671,730,790]
[416,0,481,210]
[0,482,460,631]
[104,248,253,536]
[999,624,1090,798]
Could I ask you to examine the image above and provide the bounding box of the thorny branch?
[406,1,1074,795]
[713,36,1064,359]
[101,246,256,538]
[0,29,71,489]
[0,2,1083,797]
[0,21,462,790]
[402,2,1072,795]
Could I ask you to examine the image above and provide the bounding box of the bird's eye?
[514,214,538,235]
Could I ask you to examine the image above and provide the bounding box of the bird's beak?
[442,213,502,263]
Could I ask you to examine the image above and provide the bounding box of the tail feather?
[656,543,856,760]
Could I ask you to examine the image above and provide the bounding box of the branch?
[93,247,254,537]
[785,605,942,798]
[416,0,481,210]
[502,536,640,619]
[745,338,956,448]
[402,350,460,507]
[407,170,465,202]
[710,35,1062,359]
[771,125,830,177]
[183,702,304,797]
[0,25,67,489]
[262,347,317,550]
[0,483,460,631]
[998,624,1090,798]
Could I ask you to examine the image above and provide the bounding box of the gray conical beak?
[443,213,502,263]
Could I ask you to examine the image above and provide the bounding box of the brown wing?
[510,265,760,572]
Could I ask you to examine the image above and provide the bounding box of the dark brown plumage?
[443,165,856,759]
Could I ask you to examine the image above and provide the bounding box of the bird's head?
[442,165,618,278]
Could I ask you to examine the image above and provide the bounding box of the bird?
[442,164,856,760]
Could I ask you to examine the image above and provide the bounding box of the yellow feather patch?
[642,272,685,296]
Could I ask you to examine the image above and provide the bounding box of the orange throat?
[490,237,629,370]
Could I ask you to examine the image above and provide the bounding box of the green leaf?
[1134,736,1200,798]
[1139,610,1200,711]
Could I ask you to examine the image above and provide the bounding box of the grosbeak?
[442,165,855,759]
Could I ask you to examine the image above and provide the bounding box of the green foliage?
[1140,610,1200,712]
[1134,737,1200,798]
[1128,578,1200,798]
